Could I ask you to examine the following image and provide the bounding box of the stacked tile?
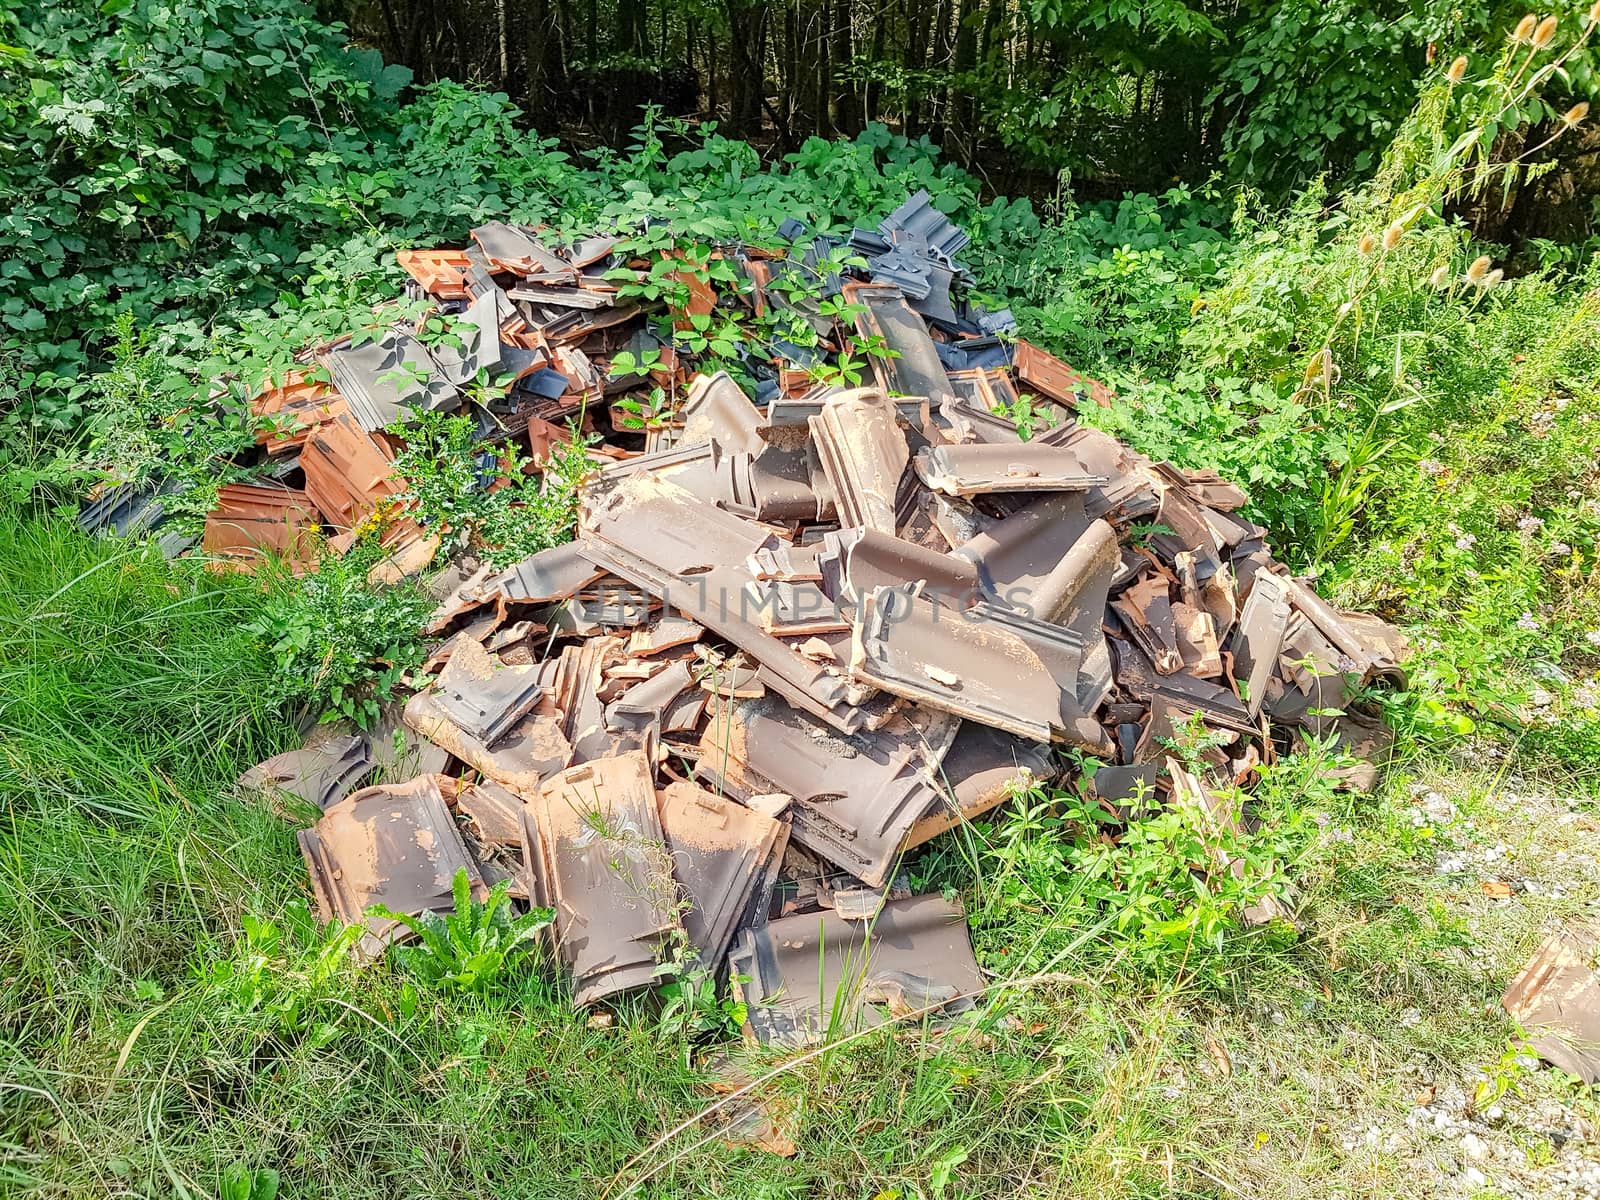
[222,194,1412,1043]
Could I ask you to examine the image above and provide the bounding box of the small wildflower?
[1517,612,1541,632]
[1357,233,1377,255]
[1465,254,1492,283]
[1455,533,1477,550]
[1517,515,1545,534]
[1549,541,1571,556]
[1418,458,1446,476]
[1429,263,1452,288]
[1533,14,1559,46]
[1512,13,1538,41]
[1482,268,1504,289]
[1562,102,1589,128]
[1447,55,1469,83]
[1382,222,1404,251]
[1585,630,1600,647]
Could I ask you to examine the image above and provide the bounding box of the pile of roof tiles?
[229,192,1408,1044]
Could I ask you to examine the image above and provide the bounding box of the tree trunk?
[376,0,405,63]
[618,0,648,55]
[813,0,831,137]
[929,0,954,143]
[979,0,1005,63]
[524,0,551,119]
[785,2,801,131]
[950,0,977,152]
[495,0,509,90]
[726,0,777,139]
[553,0,573,89]
[865,5,885,127]
[829,0,855,135]
[907,0,932,134]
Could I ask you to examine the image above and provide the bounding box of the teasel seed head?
[1447,55,1469,84]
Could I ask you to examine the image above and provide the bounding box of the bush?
[247,540,433,728]
[389,408,592,568]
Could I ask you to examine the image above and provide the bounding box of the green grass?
[3,515,1599,1199]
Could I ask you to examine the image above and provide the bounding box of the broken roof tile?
[299,774,486,961]
[431,636,546,746]
[239,733,374,814]
[1502,928,1600,1083]
[202,482,321,571]
[579,472,869,734]
[404,684,570,797]
[250,369,344,454]
[523,752,681,1005]
[696,693,957,887]
[808,387,909,534]
[1013,339,1113,409]
[1112,574,1184,677]
[301,411,402,534]
[657,779,788,969]
[844,282,953,407]
[727,895,983,1047]
[470,221,576,280]
[879,190,971,260]
[396,249,471,300]
[913,442,1109,497]
[818,526,979,609]
[1231,571,1291,719]
[452,778,530,847]
[319,329,460,432]
[852,584,1111,754]
[903,722,1055,847]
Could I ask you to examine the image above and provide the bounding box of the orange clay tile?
[250,370,347,454]
[1012,338,1114,409]
[202,483,321,571]
[396,249,471,300]
[302,412,402,534]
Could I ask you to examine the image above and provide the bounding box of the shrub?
[247,539,433,728]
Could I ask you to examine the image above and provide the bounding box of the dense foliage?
[328,0,1600,203]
